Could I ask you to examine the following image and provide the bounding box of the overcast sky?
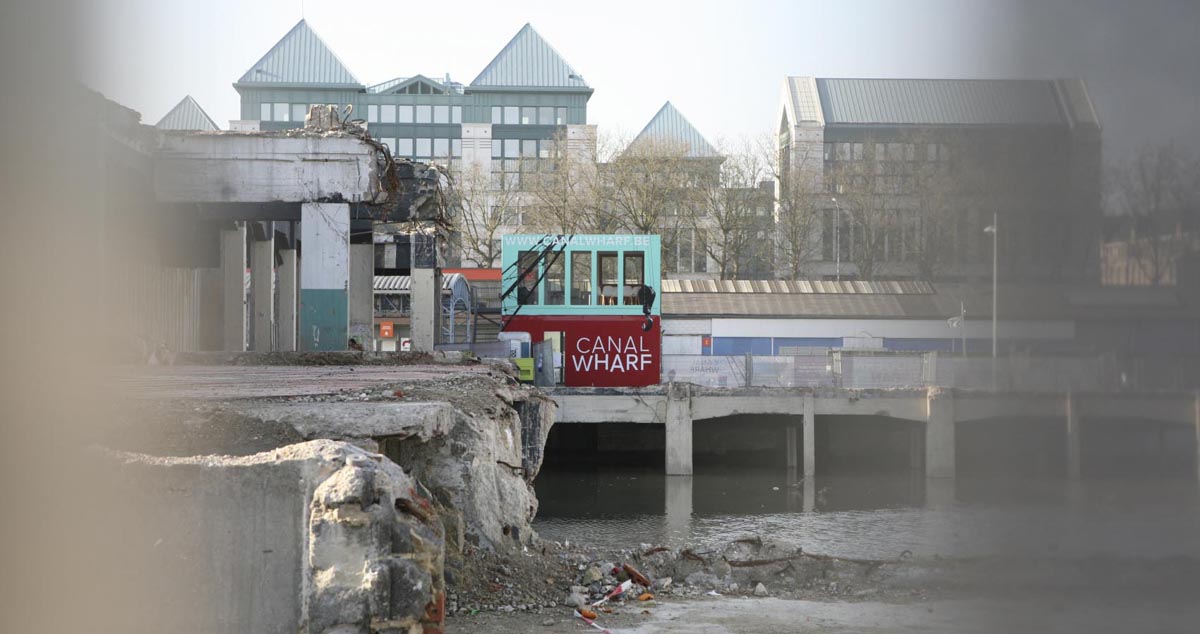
[83,0,1199,160]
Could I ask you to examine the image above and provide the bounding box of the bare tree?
[599,137,713,274]
[765,133,825,280]
[687,138,770,279]
[452,163,521,267]
[1108,145,1199,285]
[523,127,604,235]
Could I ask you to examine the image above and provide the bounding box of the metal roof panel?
[816,78,1066,126]
[470,23,589,89]
[629,102,718,158]
[155,95,218,131]
[237,20,362,87]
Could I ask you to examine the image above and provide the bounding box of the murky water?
[533,466,1200,560]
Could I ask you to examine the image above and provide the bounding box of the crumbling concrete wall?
[110,440,444,634]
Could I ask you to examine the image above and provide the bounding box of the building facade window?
[504,106,519,124]
[538,106,554,125]
[273,103,289,121]
[433,138,450,158]
[368,104,379,123]
[521,107,535,125]
[397,105,413,123]
[557,107,567,125]
[381,105,396,123]
[491,106,503,124]
[491,139,502,158]
[291,103,307,122]
[451,139,462,157]
[434,105,449,124]
[451,106,462,124]
[397,138,413,157]
[260,103,271,121]
[416,105,431,124]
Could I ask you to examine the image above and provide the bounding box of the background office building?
[776,77,1102,282]
[234,20,597,264]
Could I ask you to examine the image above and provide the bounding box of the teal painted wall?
[300,289,349,351]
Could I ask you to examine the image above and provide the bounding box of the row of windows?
[260,103,316,122]
[491,138,554,159]
[516,251,645,306]
[377,137,463,159]
[367,104,463,125]
[824,142,951,163]
[491,106,567,126]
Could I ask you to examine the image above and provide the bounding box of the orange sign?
[379,321,394,338]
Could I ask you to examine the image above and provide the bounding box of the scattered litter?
[574,609,610,633]
[706,590,722,596]
[623,563,653,587]
[637,592,655,601]
[592,579,633,607]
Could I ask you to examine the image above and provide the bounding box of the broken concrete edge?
[235,401,456,445]
[169,350,479,366]
[103,439,447,634]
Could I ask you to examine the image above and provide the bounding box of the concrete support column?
[1066,392,1082,480]
[300,203,350,351]
[785,425,798,469]
[349,243,375,351]
[220,222,246,352]
[803,393,816,478]
[925,388,956,479]
[250,230,274,351]
[665,383,693,476]
[664,476,693,544]
[278,249,297,351]
[1193,392,1199,483]
[410,233,441,353]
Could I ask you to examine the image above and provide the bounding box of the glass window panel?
[521,107,535,125]
[416,138,431,157]
[623,253,644,305]
[434,105,449,124]
[416,105,431,123]
[397,105,413,123]
[451,139,462,157]
[521,139,537,158]
[491,106,502,124]
[516,251,540,305]
[556,107,566,125]
[397,138,413,157]
[504,139,519,157]
[545,255,565,305]
[504,106,519,124]
[539,143,551,159]
[538,106,554,125]
[274,103,289,121]
[367,104,379,123]
[451,106,462,124]
[380,105,395,123]
[491,139,502,158]
[260,103,271,121]
[433,138,449,157]
[598,252,619,305]
[503,172,519,190]
[570,252,592,305]
[291,103,307,122]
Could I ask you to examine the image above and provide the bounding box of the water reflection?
[533,466,1200,560]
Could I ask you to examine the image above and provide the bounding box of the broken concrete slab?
[239,401,455,444]
[108,440,445,634]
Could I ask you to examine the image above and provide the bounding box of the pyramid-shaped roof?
[236,20,362,88]
[629,102,718,158]
[155,95,219,131]
[470,23,590,91]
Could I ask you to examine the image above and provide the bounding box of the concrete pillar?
[925,388,956,479]
[349,243,375,351]
[250,231,274,351]
[220,222,246,352]
[665,383,693,476]
[410,231,441,353]
[925,478,956,508]
[664,476,693,545]
[300,203,350,351]
[1066,392,1082,480]
[803,393,816,478]
[1194,392,1199,483]
[785,425,798,469]
[802,477,815,513]
[278,249,297,351]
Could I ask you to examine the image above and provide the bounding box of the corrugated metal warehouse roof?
[236,20,362,87]
[662,279,934,294]
[155,95,218,131]
[816,78,1065,126]
[374,274,466,293]
[471,23,589,90]
[629,102,718,158]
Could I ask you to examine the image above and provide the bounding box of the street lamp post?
[984,212,998,387]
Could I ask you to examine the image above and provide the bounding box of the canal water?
[533,466,1200,561]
